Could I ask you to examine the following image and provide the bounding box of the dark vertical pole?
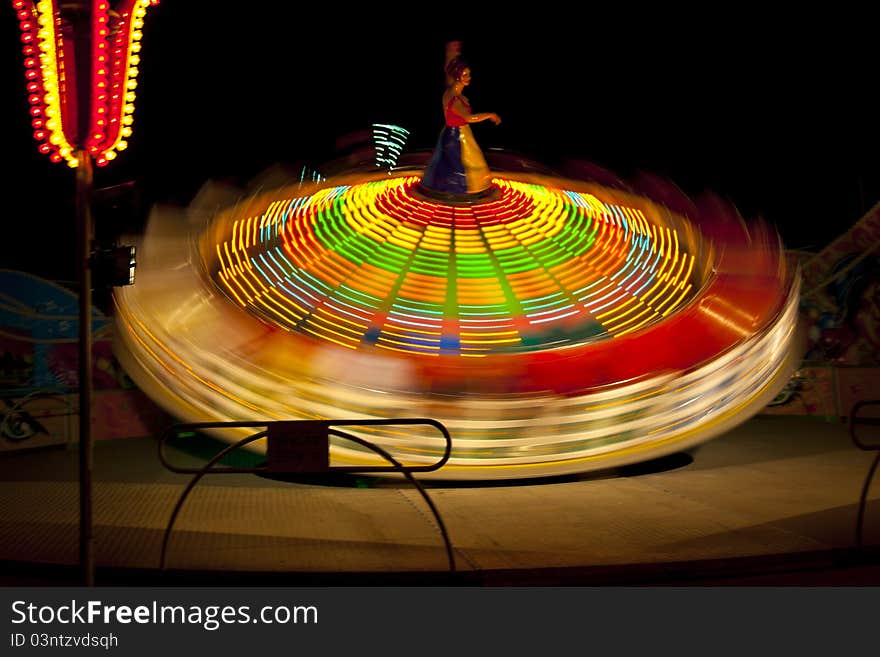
[64,0,95,588]
[76,148,94,587]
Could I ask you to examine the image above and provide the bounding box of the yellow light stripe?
[305,312,365,340]
[662,283,693,317]
[643,265,678,313]
[460,337,521,345]
[237,258,267,295]
[459,330,519,337]
[223,244,253,302]
[654,252,688,315]
[595,296,637,323]
[300,320,360,345]
[314,306,369,331]
[218,270,247,307]
[376,336,441,351]
[99,0,157,161]
[380,326,443,339]
[608,306,655,334]
[255,294,303,325]
[33,0,77,167]
[375,342,439,356]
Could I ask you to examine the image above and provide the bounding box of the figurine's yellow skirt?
[458,125,492,193]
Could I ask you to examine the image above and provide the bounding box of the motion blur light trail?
[114,159,800,479]
[213,176,697,355]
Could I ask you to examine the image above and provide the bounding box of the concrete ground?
[1,414,878,585]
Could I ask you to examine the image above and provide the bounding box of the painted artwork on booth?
[1,270,169,449]
[798,203,880,367]
[0,269,118,391]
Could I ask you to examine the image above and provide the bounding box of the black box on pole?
[267,421,330,473]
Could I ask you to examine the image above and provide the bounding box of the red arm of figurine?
[449,97,502,125]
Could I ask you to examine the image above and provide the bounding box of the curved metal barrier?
[849,400,880,549]
[157,418,454,573]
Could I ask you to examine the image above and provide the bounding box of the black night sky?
[2,4,878,282]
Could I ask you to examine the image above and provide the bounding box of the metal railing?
[157,418,455,574]
[849,400,880,549]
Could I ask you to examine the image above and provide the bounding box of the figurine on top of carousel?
[419,41,502,200]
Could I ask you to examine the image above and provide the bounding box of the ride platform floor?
[1,414,879,586]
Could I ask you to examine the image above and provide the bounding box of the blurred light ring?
[113,170,799,479]
[115,276,798,473]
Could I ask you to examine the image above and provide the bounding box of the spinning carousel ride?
[113,44,800,479]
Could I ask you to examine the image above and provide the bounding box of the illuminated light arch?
[11,0,159,167]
